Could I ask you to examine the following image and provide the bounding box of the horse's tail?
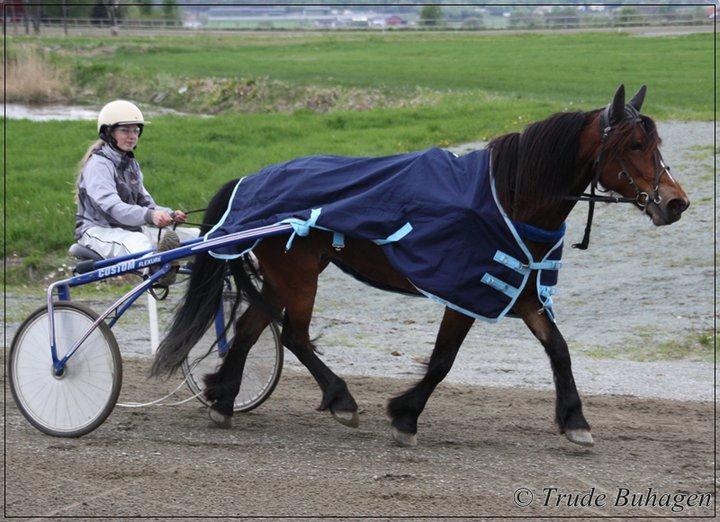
[150,179,237,377]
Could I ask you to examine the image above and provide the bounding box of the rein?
[173,207,211,228]
[564,105,670,250]
[154,207,210,244]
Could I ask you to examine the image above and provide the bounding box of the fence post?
[62,0,68,35]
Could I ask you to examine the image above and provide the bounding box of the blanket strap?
[283,208,322,251]
[481,274,520,299]
[493,251,562,274]
[538,285,557,320]
[374,222,413,246]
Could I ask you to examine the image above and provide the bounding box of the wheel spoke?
[52,386,61,429]
[70,378,104,412]
[22,330,52,364]
[22,378,53,410]
[16,366,51,377]
[37,380,57,425]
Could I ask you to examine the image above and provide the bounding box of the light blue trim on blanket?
[485,167,533,321]
[205,178,250,260]
[536,235,564,323]
[412,284,505,323]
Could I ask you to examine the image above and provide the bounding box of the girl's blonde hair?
[75,139,104,201]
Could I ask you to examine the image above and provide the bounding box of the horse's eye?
[630,142,643,151]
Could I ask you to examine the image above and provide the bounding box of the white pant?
[78,226,200,259]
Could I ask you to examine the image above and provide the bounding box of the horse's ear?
[629,84,647,112]
[608,84,626,125]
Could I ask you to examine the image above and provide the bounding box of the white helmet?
[97,100,148,135]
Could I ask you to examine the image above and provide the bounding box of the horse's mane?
[489,110,661,220]
[489,111,588,219]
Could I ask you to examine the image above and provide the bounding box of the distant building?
[386,15,406,27]
[303,7,334,16]
[206,6,288,21]
[314,18,345,29]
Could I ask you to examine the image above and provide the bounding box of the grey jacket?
[75,143,170,239]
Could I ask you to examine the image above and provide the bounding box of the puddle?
[5,103,98,121]
[4,103,195,121]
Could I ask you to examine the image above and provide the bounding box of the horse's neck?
[511,155,596,231]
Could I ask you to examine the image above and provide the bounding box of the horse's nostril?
[667,198,689,215]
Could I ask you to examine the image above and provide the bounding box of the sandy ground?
[3,120,716,517]
[3,357,715,518]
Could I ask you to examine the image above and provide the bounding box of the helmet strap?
[99,125,118,148]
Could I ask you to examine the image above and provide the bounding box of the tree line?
[5,1,181,34]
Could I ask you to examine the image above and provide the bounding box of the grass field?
[9,32,714,118]
[4,31,714,270]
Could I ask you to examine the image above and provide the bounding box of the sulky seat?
[68,243,103,262]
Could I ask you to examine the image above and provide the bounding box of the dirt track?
[3,357,714,518]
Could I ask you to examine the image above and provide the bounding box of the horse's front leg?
[514,295,593,447]
[387,308,474,446]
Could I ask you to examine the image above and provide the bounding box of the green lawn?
[12,31,714,118]
[4,31,714,264]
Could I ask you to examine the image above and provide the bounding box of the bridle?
[566,104,672,250]
[617,152,670,209]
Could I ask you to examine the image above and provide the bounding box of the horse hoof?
[209,408,232,429]
[391,427,417,447]
[565,429,594,447]
[331,410,360,428]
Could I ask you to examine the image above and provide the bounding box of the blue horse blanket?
[206,147,564,322]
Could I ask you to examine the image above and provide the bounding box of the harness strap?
[571,194,637,203]
[572,148,603,250]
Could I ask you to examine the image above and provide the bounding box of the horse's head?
[590,85,689,226]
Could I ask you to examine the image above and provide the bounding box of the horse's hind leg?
[281,310,360,427]
[515,296,593,447]
[281,284,362,427]
[204,296,274,427]
[387,308,474,446]
[258,236,360,428]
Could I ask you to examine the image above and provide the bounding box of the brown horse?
[152,85,689,447]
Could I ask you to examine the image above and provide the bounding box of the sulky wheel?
[181,292,283,412]
[9,302,122,437]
